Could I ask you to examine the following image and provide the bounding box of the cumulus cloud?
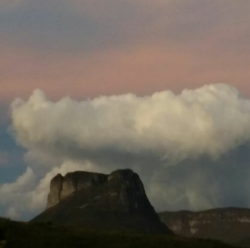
[0,160,98,218]
[0,167,36,217]
[2,83,250,219]
[11,83,250,161]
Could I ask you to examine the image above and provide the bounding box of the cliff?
[46,172,107,209]
[32,169,171,234]
[159,208,250,245]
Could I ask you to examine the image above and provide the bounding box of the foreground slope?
[0,218,237,248]
[159,208,250,247]
[33,169,169,233]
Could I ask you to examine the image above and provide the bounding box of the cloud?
[0,152,9,166]
[6,207,19,220]
[11,84,250,161]
[0,167,36,214]
[0,160,98,218]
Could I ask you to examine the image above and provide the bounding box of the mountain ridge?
[159,207,250,246]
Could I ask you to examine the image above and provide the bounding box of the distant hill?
[159,208,250,247]
[32,169,170,234]
[0,217,236,248]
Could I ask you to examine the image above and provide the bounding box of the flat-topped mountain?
[159,208,250,246]
[32,169,171,234]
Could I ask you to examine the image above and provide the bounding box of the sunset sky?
[1,0,250,220]
[1,0,250,102]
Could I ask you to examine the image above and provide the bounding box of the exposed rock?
[159,208,250,245]
[47,172,107,209]
[33,169,171,234]
[47,174,63,209]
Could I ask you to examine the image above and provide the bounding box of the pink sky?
[1,0,250,101]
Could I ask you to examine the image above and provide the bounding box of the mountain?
[32,169,170,234]
[159,208,250,247]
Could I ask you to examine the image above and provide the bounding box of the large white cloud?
[11,84,250,161]
[2,83,250,220]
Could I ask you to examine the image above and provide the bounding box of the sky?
[1,0,250,220]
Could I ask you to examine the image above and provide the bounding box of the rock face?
[33,169,171,234]
[159,208,250,245]
[47,172,107,209]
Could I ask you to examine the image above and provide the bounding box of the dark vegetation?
[0,218,238,248]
